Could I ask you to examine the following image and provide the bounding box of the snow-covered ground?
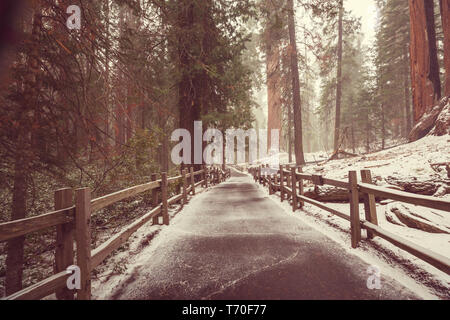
[302,135,449,189]
[247,136,450,298]
[258,185,449,299]
[90,186,211,300]
[89,136,449,299]
[253,135,448,186]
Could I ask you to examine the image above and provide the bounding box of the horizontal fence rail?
[91,181,160,213]
[0,207,75,242]
[249,164,450,275]
[0,165,231,300]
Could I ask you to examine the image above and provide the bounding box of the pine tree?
[374,0,412,139]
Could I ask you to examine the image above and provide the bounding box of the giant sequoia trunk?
[287,0,305,165]
[409,96,450,140]
[408,0,441,125]
[440,0,450,96]
[264,0,284,152]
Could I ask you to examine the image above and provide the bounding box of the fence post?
[291,167,298,212]
[190,167,196,195]
[298,166,304,208]
[161,172,169,225]
[262,165,266,186]
[151,173,159,225]
[258,166,261,184]
[274,169,279,191]
[182,169,188,205]
[280,165,285,202]
[360,170,378,239]
[268,171,274,195]
[286,167,291,200]
[202,166,207,188]
[261,166,264,186]
[54,188,74,300]
[348,171,361,248]
[205,167,209,188]
[75,188,92,300]
[176,176,181,195]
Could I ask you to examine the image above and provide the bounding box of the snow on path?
[93,170,424,300]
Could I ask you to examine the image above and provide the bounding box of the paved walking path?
[112,169,418,300]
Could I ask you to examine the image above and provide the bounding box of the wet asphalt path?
[112,169,419,300]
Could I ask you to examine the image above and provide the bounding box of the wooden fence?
[249,164,450,275]
[0,166,231,300]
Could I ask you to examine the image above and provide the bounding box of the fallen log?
[303,180,447,203]
[384,176,449,196]
[387,203,450,234]
[304,186,363,203]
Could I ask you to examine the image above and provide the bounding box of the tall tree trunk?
[5,151,27,295]
[409,0,441,123]
[381,104,386,150]
[6,2,42,295]
[161,133,169,173]
[104,0,112,148]
[440,0,450,96]
[303,27,311,155]
[334,0,344,152]
[177,0,205,171]
[366,111,370,153]
[266,40,283,151]
[403,45,413,134]
[351,124,355,154]
[264,0,283,152]
[287,0,305,165]
[288,100,293,163]
[115,7,126,148]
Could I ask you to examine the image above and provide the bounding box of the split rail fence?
[0,166,230,300]
[249,164,450,275]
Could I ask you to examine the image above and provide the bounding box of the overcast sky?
[346,0,378,46]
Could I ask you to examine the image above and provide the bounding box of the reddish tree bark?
[408,0,441,123]
[440,0,450,96]
[287,0,305,165]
